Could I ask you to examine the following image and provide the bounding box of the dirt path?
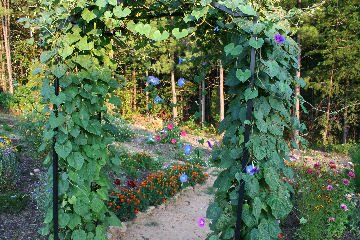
[110,169,217,240]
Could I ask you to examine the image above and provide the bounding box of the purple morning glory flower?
[274,34,285,44]
[184,144,192,155]
[207,141,213,149]
[246,165,259,175]
[178,57,185,65]
[197,217,206,228]
[148,76,160,86]
[180,174,188,183]
[154,96,163,104]
[178,78,186,87]
[2,147,13,157]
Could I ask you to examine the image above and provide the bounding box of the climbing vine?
[24,0,301,239]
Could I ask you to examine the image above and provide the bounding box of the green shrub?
[104,115,134,142]
[349,144,360,192]
[0,191,29,214]
[17,112,49,158]
[324,143,358,155]
[0,92,13,112]
[0,136,18,191]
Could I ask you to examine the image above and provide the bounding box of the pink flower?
[348,171,356,179]
[326,185,333,191]
[340,203,348,211]
[167,123,174,130]
[155,135,161,141]
[342,179,350,185]
[306,168,313,174]
[315,170,320,175]
[180,130,186,137]
[328,217,336,222]
[314,163,321,169]
[171,139,177,144]
[197,217,206,228]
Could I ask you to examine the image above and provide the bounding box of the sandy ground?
[116,169,217,240]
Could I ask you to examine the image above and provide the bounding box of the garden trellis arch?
[28,1,300,239]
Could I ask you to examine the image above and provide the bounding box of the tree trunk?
[293,0,301,148]
[132,69,137,111]
[0,40,5,91]
[145,70,149,117]
[323,68,334,145]
[171,70,178,121]
[342,80,349,144]
[219,60,225,122]
[1,0,13,94]
[201,78,205,127]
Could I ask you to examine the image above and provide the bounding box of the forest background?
[0,0,359,149]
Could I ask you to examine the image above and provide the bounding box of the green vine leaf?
[51,64,68,78]
[59,45,74,59]
[81,9,97,23]
[40,51,55,63]
[113,6,131,18]
[72,229,87,240]
[249,37,264,49]
[239,5,257,16]
[236,69,251,82]
[224,43,242,56]
[68,152,85,170]
[55,140,73,159]
[172,28,189,39]
[244,88,258,101]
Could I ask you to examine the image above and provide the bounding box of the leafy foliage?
[24,0,301,239]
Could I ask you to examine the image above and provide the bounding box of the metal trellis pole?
[53,78,60,240]
[234,16,258,240]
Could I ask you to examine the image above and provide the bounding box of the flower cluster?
[109,163,208,221]
[287,160,357,239]
[152,122,186,146]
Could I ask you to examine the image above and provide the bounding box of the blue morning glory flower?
[183,144,192,155]
[147,136,154,142]
[154,96,163,104]
[246,165,259,175]
[178,78,186,87]
[180,174,188,183]
[148,76,160,86]
[0,138,4,143]
[214,26,220,32]
[178,57,185,65]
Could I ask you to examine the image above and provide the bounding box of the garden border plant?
[22,1,302,239]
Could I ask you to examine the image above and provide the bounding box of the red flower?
[314,163,321,169]
[114,179,121,185]
[127,180,137,188]
[278,233,284,239]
